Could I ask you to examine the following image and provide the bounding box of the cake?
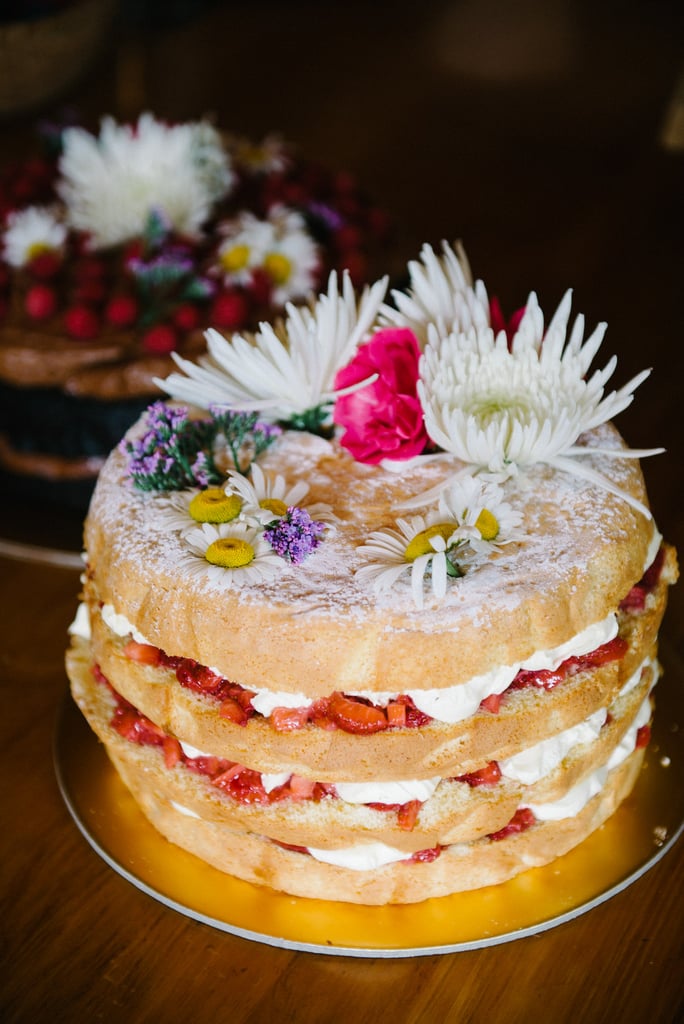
[65,242,677,905]
[0,113,389,508]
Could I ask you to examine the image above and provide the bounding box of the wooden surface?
[1,1,683,1021]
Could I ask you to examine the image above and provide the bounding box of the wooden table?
[2,2,683,1020]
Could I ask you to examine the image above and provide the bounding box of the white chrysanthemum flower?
[179,521,281,587]
[224,463,333,526]
[380,240,490,347]
[418,290,661,517]
[356,513,463,609]
[215,211,274,286]
[2,205,67,267]
[58,113,233,248]
[437,475,523,555]
[261,205,320,305]
[157,269,389,422]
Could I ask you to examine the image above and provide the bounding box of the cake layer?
[81,563,670,781]
[67,633,655,853]
[84,422,661,697]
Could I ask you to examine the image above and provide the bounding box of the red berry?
[105,294,138,328]
[142,324,177,354]
[25,284,57,320]
[173,302,201,331]
[210,290,249,329]
[73,257,106,281]
[73,279,107,304]
[64,304,100,340]
[28,251,61,280]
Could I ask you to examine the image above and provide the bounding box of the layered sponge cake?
[66,243,677,904]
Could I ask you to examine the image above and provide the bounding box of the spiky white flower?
[179,521,281,588]
[224,463,334,526]
[417,290,661,517]
[380,240,490,347]
[157,270,389,423]
[58,113,233,248]
[2,205,66,267]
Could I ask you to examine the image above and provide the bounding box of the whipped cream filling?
[524,691,651,822]
[98,603,619,725]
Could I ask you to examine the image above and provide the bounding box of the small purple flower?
[264,506,326,565]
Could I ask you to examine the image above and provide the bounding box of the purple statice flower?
[307,201,344,232]
[127,249,195,288]
[264,506,326,565]
[122,401,221,492]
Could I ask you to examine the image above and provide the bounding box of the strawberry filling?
[619,545,665,612]
[122,631,628,732]
[487,807,536,841]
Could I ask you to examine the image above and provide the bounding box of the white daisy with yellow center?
[158,270,389,423]
[2,206,66,267]
[380,240,490,347]
[58,113,233,248]
[224,463,333,526]
[261,205,320,306]
[180,521,281,587]
[417,290,661,517]
[216,212,274,285]
[357,475,523,608]
[155,486,244,535]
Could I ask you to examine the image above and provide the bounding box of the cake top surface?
[84,241,664,695]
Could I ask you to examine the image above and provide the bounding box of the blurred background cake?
[0,110,390,510]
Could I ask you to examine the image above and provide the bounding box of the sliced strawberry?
[270,706,311,732]
[163,736,183,769]
[289,775,317,800]
[219,697,250,725]
[488,807,536,841]
[636,723,651,749]
[397,799,422,831]
[408,845,442,863]
[455,761,501,787]
[123,638,161,666]
[387,701,407,728]
[480,693,502,714]
[328,692,388,734]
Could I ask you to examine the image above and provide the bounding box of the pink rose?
[333,327,429,464]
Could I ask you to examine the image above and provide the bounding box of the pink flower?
[333,327,429,464]
[489,296,526,349]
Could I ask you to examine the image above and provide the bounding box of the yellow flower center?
[205,537,255,568]
[475,508,499,541]
[263,251,292,285]
[27,242,50,260]
[260,497,288,517]
[404,522,456,562]
[220,243,250,273]
[188,489,242,523]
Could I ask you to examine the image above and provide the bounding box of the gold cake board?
[55,654,683,957]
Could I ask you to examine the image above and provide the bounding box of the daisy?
[179,521,282,587]
[58,113,233,248]
[215,212,274,286]
[380,240,490,347]
[437,475,524,555]
[355,513,463,609]
[154,486,243,535]
[2,206,66,267]
[417,290,661,517]
[157,269,389,426]
[260,205,320,305]
[224,463,333,526]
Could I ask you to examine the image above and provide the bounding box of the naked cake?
[66,242,677,904]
